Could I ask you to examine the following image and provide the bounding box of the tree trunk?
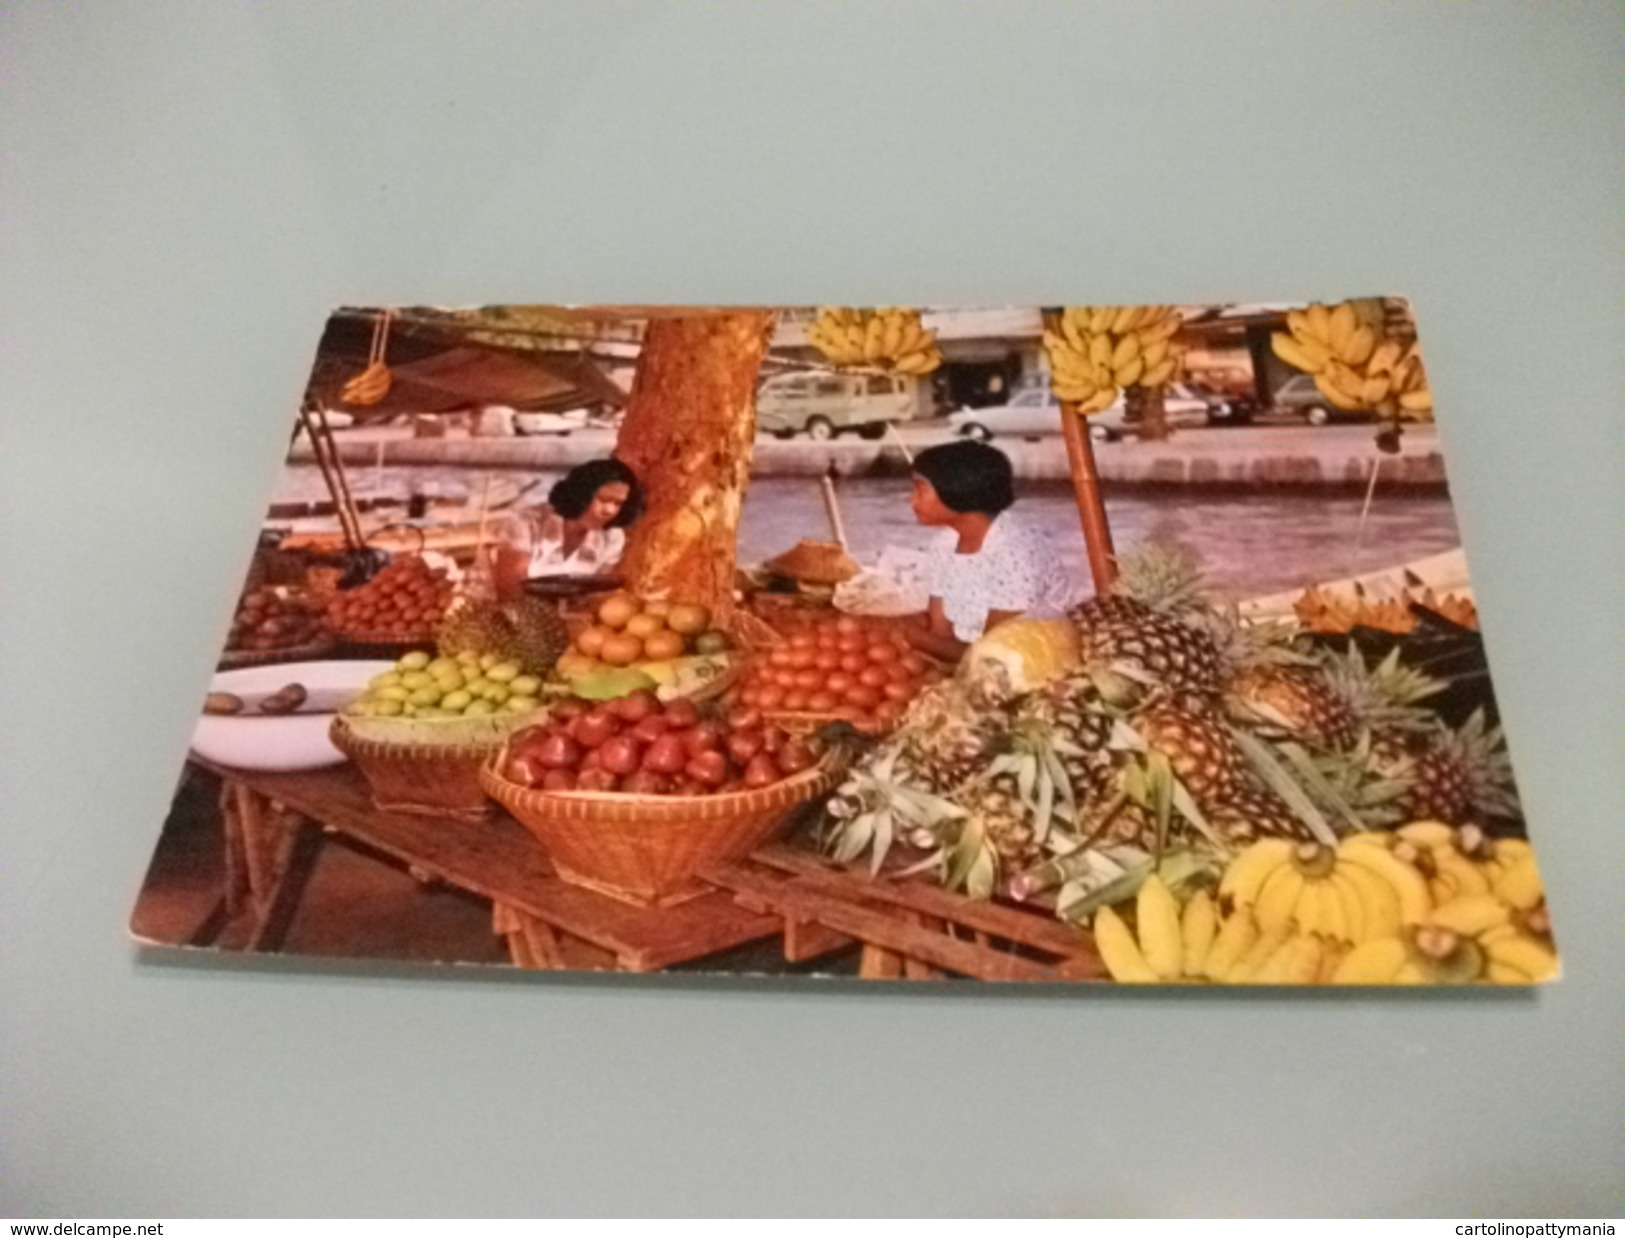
[1131,384,1170,441]
[615,312,774,626]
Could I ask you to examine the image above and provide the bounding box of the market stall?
[168,301,1549,987]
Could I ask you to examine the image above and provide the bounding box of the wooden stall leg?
[859,943,904,980]
[245,815,324,954]
[902,914,945,980]
[220,782,251,920]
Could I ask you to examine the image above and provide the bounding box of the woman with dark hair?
[488,457,645,597]
[903,439,1080,660]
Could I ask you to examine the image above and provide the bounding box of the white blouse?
[923,511,1083,641]
[501,508,625,578]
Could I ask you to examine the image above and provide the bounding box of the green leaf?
[1229,726,1339,847]
[1277,741,1363,833]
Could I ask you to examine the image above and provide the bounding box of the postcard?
[130,300,1554,987]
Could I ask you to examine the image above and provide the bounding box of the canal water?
[274,467,1462,602]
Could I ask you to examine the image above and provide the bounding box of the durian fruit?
[437,595,568,677]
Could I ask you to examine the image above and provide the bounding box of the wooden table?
[188,759,1104,983]
[190,758,784,972]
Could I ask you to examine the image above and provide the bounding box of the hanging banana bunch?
[340,309,393,407]
[1270,300,1433,421]
[806,306,942,375]
[1042,305,1186,416]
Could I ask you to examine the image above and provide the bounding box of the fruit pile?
[735,614,937,730]
[326,555,455,639]
[227,587,325,654]
[497,692,820,795]
[344,649,544,720]
[1089,822,1555,985]
[1294,582,1479,635]
[823,544,1522,906]
[560,594,728,674]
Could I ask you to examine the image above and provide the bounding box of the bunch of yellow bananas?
[806,307,941,374]
[340,360,392,407]
[1042,305,1185,415]
[1091,822,1555,985]
[1270,301,1433,420]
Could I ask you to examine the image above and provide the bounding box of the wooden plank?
[749,843,1100,965]
[714,866,1074,983]
[782,917,857,964]
[245,817,324,953]
[859,944,903,980]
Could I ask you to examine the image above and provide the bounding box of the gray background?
[3,1,1621,1218]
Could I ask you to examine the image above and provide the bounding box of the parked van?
[755,371,915,440]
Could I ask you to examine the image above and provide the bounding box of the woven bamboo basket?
[481,754,844,907]
[218,633,336,671]
[328,625,441,660]
[331,717,507,821]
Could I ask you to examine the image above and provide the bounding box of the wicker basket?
[481,755,844,907]
[331,717,508,821]
[218,633,336,671]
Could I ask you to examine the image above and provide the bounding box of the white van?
[755,371,915,440]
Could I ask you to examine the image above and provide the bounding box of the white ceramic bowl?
[190,660,394,772]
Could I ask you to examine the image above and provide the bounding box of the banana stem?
[1059,399,1117,593]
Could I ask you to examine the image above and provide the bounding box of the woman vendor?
[902,440,1081,662]
[488,457,646,599]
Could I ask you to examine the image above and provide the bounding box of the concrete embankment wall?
[291,434,1447,492]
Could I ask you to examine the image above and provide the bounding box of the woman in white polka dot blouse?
[901,440,1084,662]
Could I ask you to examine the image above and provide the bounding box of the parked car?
[1271,373,1374,426]
[948,383,1229,442]
[756,371,914,440]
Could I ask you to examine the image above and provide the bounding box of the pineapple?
[1205,783,1316,846]
[893,681,1002,794]
[1132,699,1248,806]
[1391,711,1520,826]
[967,774,1039,869]
[1069,545,1225,698]
[1227,643,1442,752]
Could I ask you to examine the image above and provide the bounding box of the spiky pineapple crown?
[1322,642,1444,731]
[1110,543,1209,615]
[1425,708,1521,819]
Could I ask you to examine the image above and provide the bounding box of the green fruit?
[377,685,410,703]
[433,669,466,692]
[487,661,521,684]
[440,690,473,711]
[505,695,540,714]
[369,671,402,690]
[408,686,442,708]
[375,699,404,716]
[401,670,435,691]
[465,699,497,716]
[399,651,432,670]
[427,657,460,678]
[510,674,542,697]
[485,684,511,705]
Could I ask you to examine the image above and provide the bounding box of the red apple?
[726,730,766,765]
[777,739,817,774]
[725,705,764,733]
[684,720,726,756]
[609,689,661,724]
[742,753,782,789]
[684,750,728,788]
[598,735,644,777]
[504,753,547,788]
[551,698,590,722]
[537,734,582,769]
[641,734,690,776]
[663,698,701,729]
[576,768,621,793]
[629,714,672,744]
[759,726,786,755]
[509,724,551,750]
[541,768,578,792]
[621,769,673,796]
[570,708,622,750]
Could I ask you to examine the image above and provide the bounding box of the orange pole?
[1059,400,1117,594]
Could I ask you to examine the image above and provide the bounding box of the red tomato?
[858,666,891,689]
[807,691,839,713]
